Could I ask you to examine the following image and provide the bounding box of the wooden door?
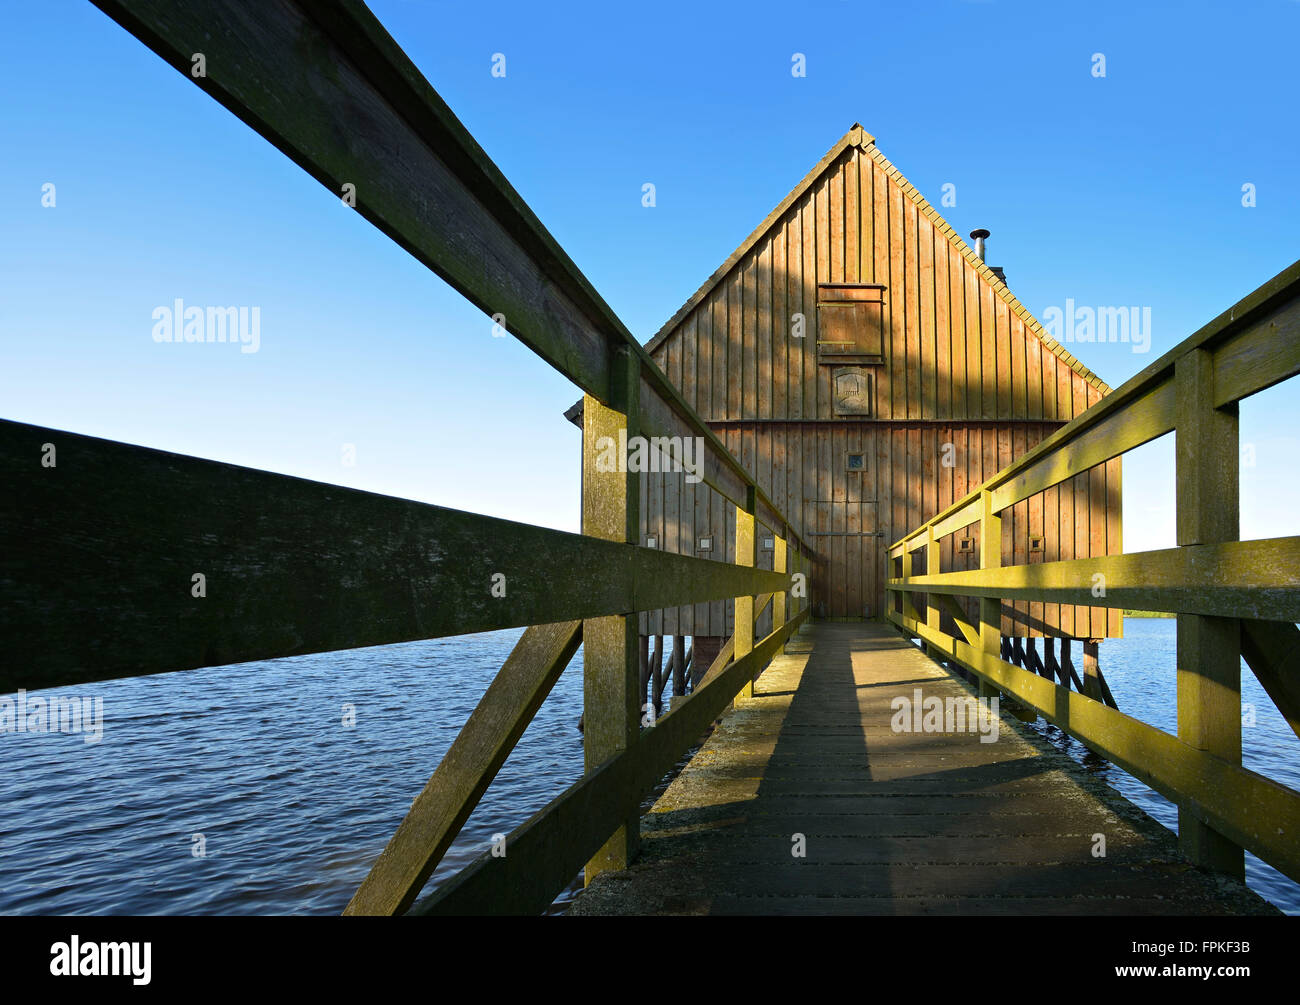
[818,501,879,619]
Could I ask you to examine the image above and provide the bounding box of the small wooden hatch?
[816,283,886,364]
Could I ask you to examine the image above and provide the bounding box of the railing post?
[978,490,1001,701]
[899,547,922,627]
[1175,347,1244,879]
[925,525,940,649]
[885,549,896,621]
[790,546,800,616]
[773,531,787,656]
[580,346,640,884]
[788,547,798,618]
[736,486,757,701]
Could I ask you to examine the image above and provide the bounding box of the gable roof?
[643,124,1110,395]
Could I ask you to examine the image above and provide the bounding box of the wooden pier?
[570,622,1273,915]
[3,0,1298,917]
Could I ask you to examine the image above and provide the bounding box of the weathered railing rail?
[1,0,814,915]
[888,259,1300,884]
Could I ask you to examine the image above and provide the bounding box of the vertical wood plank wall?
[638,138,1122,641]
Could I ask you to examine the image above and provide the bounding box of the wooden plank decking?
[569,622,1276,915]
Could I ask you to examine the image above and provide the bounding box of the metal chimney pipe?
[970,228,990,262]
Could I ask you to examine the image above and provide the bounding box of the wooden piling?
[649,635,665,706]
[1059,639,1085,692]
[638,635,650,704]
[1025,637,1046,680]
[1043,636,1060,684]
[1081,639,1118,709]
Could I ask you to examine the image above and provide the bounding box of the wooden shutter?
[815,283,886,364]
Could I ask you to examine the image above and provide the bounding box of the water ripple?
[0,629,587,915]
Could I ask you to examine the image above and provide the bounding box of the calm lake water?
[1,617,1296,914]
[0,629,591,915]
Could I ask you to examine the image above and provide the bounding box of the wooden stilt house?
[572,124,1122,676]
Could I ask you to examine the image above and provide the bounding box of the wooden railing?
[888,259,1300,885]
[0,0,813,915]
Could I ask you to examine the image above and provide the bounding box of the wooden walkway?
[570,622,1275,915]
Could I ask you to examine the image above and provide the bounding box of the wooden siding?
[639,136,1121,640]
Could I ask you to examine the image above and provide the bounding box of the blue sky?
[2,0,1297,550]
